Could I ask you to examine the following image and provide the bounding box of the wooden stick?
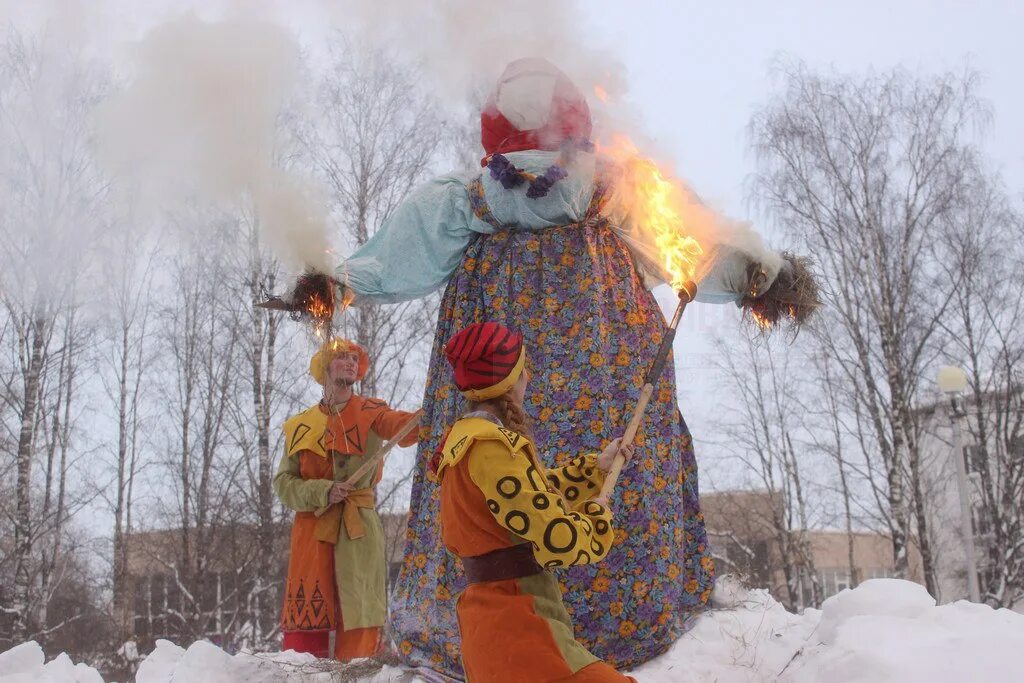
[314,408,424,518]
[598,281,696,500]
[597,384,654,500]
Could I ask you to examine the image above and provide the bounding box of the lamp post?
[936,365,981,603]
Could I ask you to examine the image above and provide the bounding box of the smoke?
[313,0,633,138]
[88,0,770,275]
[94,13,331,272]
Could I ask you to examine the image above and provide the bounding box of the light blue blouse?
[336,150,771,306]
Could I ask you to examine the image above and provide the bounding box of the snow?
[634,578,1024,682]
[0,641,103,683]
[4,579,1024,682]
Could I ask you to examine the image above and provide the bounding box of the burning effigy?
[264,58,820,677]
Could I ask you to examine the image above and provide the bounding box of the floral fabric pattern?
[388,186,715,678]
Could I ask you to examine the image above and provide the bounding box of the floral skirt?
[388,223,714,677]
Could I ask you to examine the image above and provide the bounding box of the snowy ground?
[3,578,1024,682]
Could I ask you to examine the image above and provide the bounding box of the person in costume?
[274,338,421,661]
[290,58,817,675]
[436,321,637,683]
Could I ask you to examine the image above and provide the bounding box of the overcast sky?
[3,1,1021,495]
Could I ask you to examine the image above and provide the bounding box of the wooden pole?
[598,281,696,500]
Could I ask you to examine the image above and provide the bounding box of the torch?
[256,270,353,338]
[598,279,698,500]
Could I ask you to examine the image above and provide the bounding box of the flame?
[596,136,705,291]
[306,292,331,339]
[594,84,609,103]
[751,309,773,330]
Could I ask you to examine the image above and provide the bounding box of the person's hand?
[598,438,636,473]
[328,481,353,504]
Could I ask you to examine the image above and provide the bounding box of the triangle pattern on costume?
[344,424,363,453]
[498,428,520,448]
[448,435,468,458]
[289,423,311,452]
[361,398,386,411]
[310,582,325,617]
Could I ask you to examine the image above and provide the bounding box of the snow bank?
[4,579,1023,682]
[633,578,1024,683]
[0,641,103,683]
[134,639,339,682]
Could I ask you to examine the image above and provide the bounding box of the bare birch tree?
[713,332,821,609]
[750,62,987,593]
[0,30,105,644]
[936,174,1024,607]
[297,44,445,405]
[97,216,160,647]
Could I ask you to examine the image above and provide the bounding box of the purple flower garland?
[485,138,592,199]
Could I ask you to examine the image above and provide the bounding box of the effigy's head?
[480,57,592,160]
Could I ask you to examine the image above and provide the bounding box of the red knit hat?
[480,58,592,162]
[445,322,526,401]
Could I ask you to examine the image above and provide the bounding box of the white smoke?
[94,13,331,272]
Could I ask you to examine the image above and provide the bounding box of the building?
[916,390,1024,608]
[702,490,924,609]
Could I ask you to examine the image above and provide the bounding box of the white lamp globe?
[936,365,968,394]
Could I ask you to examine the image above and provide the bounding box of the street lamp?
[935,365,981,603]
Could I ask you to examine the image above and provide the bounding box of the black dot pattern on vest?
[564,486,580,501]
[595,518,609,535]
[591,538,604,555]
[532,493,549,510]
[526,465,544,491]
[544,558,564,568]
[564,465,587,483]
[487,499,500,514]
[546,473,560,490]
[584,501,603,515]
[497,476,521,499]
[543,518,578,553]
[573,549,592,565]
[505,510,530,535]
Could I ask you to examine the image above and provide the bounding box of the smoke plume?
[94,14,331,272]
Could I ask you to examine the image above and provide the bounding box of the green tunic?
[274,398,416,630]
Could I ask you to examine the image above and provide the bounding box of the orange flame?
[307,293,331,339]
[597,136,705,291]
[594,84,610,103]
[751,310,773,330]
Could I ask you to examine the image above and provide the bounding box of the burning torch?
[598,279,697,500]
[256,270,354,338]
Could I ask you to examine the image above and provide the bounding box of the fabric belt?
[461,543,542,584]
[314,488,375,544]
